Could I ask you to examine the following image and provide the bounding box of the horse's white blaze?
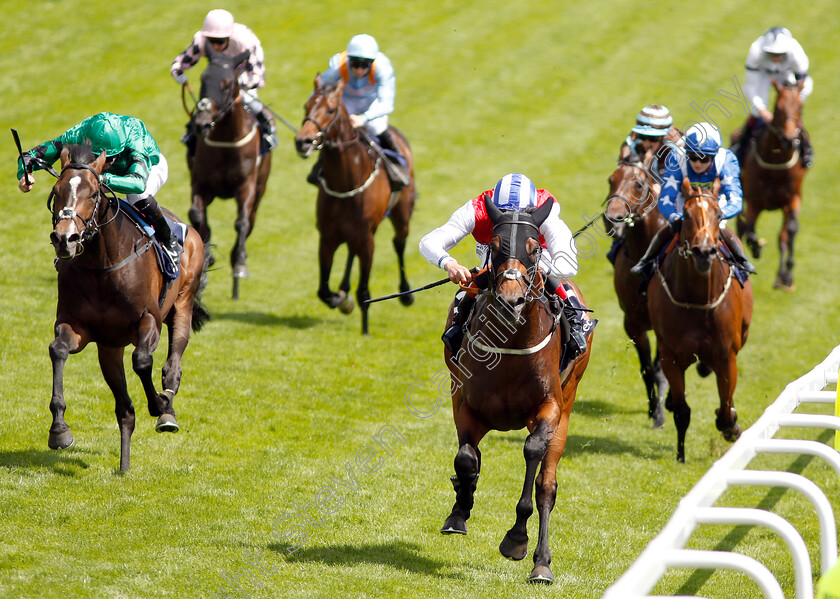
[68,176,81,205]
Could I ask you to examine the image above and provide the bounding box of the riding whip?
[572,213,603,238]
[11,129,31,186]
[363,277,451,304]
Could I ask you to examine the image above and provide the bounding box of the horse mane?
[67,142,97,165]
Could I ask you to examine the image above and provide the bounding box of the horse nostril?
[49,232,59,246]
[514,297,526,307]
[68,234,81,244]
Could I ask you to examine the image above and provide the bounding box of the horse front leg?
[500,403,559,564]
[188,190,214,265]
[737,202,763,259]
[336,251,356,315]
[775,205,799,290]
[529,412,570,584]
[97,345,135,472]
[442,402,488,535]
[661,351,690,462]
[714,351,741,443]
[317,236,352,312]
[230,185,257,300]
[355,236,375,335]
[625,315,664,428]
[48,322,86,450]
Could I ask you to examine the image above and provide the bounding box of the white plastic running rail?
[602,344,840,599]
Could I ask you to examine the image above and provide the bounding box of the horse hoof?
[399,293,415,307]
[441,515,467,535]
[722,424,742,443]
[48,430,75,450]
[338,296,355,314]
[773,278,796,292]
[499,533,528,561]
[233,264,249,279]
[155,414,180,433]
[529,565,554,584]
[696,361,713,378]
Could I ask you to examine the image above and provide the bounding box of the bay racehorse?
[736,79,808,290]
[647,178,753,462]
[604,155,669,427]
[47,145,210,472]
[440,196,594,583]
[294,75,416,335]
[186,45,272,300]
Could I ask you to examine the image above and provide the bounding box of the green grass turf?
[1,0,839,597]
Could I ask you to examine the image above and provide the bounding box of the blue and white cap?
[684,122,722,156]
[631,104,673,137]
[492,173,538,211]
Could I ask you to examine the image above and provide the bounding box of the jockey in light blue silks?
[307,34,410,191]
[630,122,756,277]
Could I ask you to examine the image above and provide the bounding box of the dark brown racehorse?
[737,79,808,290]
[440,196,594,584]
[187,46,272,300]
[647,179,753,462]
[294,76,416,335]
[47,145,210,472]
[604,155,669,426]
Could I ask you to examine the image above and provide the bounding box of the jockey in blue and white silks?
[658,128,743,224]
[630,123,756,277]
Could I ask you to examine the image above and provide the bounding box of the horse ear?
[532,196,554,227]
[314,73,322,89]
[59,146,71,167]
[680,177,692,197]
[772,78,783,92]
[485,193,503,224]
[712,177,721,197]
[233,50,250,69]
[335,78,345,96]
[796,78,805,92]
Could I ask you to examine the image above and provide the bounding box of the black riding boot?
[135,195,180,266]
[256,109,278,151]
[630,222,677,277]
[720,227,757,274]
[377,129,410,191]
[442,291,476,357]
[800,128,813,168]
[546,275,587,358]
[731,120,754,166]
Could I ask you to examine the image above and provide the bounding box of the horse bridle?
[487,216,547,306]
[603,163,658,228]
[677,192,721,259]
[47,162,117,245]
[765,114,802,151]
[302,89,360,151]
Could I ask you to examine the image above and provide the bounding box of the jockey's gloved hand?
[173,71,188,86]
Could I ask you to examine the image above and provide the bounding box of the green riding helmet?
[87,113,127,157]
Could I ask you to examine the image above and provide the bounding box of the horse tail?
[191,243,213,332]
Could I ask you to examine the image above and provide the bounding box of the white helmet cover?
[202,9,235,38]
[347,34,379,60]
[761,26,793,54]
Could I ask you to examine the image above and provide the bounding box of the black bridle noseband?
[48,162,118,245]
[302,89,360,150]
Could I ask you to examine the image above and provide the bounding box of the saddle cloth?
[118,199,186,282]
